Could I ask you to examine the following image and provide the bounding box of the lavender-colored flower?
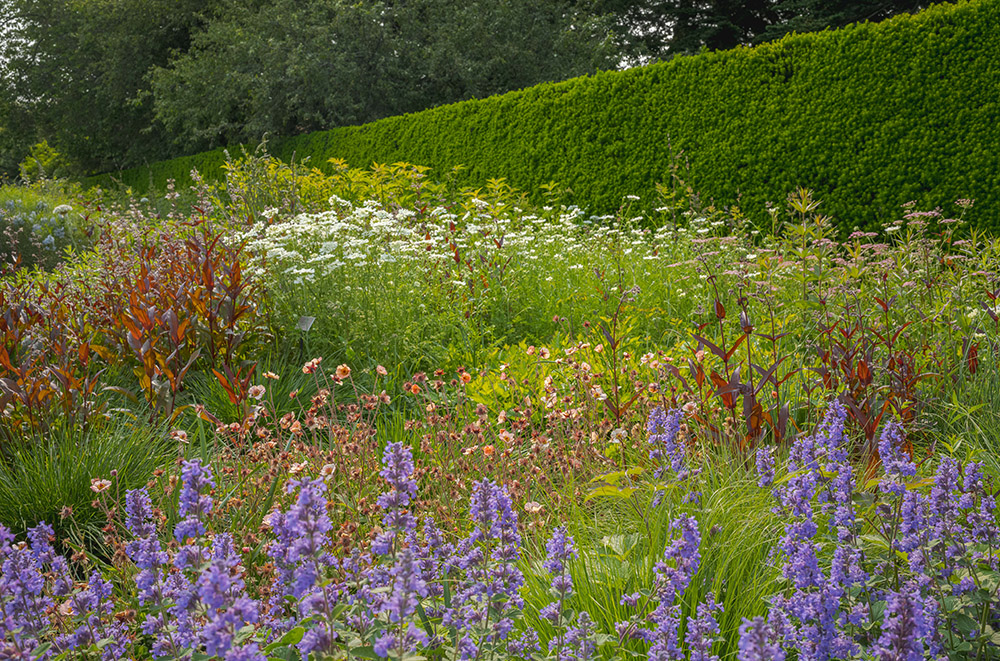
[737,617,785,661]
[756,445,776,487]
[561,611,597,661]
[125,490,169,606]
[544,526,578,577]
[374,622,427,659]
[686,593,723,661]
[175,459,215,541]
[875,586,933,661]
[648,407,685,475]
[385,550,428,623]
[879,421,916,496]
[646,602,682,661]
[27,522,55,565]
[656,515,701,604]
[374,442,419,555]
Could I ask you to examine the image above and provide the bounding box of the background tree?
[0,0,224,174]
[150,0,618,153]
[585,0,925,61]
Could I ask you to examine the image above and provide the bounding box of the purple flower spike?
[756,445,776,487]
[656,515,701,604]
[875,586,932,661]
[686,593,723,661]
[648,407,685,475]
[879,421,916,496]
[738,617,785,661]
[175,459,215,541]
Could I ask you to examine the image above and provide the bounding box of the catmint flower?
[738,617,785,661]
[756,445,776,487]
[879,421,916,495]
[175,459,215,541]
[544,526,578,577]
[647,407,685,475]
[875,586,932,661]
[374,442,419,554]
[686,593,723,661]
[656,515,701,603]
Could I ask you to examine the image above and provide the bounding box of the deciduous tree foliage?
[582,0,925,59]
[149,0,617,153]
[0,0,224,174]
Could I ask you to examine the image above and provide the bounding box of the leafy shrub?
[17,141,73,182]
[0,183,92,272]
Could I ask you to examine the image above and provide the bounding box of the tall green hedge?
[87,0,1000,231]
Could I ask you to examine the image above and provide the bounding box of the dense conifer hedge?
[88,0,1000,231]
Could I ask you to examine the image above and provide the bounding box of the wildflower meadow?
[1,150,999,661]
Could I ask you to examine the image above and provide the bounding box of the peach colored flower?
[248,384,266,400]
[336,364,351,380]
[90,478,112,494]
[264,371,280,380]
[524,501,543,514]
[482,445,495,457]
[376,365,388,376]
[320,463,336,477]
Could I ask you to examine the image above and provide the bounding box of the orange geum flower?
[336,364,351,380]
[482,445,495,457]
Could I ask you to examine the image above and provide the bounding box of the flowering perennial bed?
[2,403,997,660]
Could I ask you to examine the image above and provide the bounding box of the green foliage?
[0,422,172,548]
[90,0,1000,233]
[0,180,93,272]
[17,140,72,181]
[0,0,222,173]
[148,0,616,154]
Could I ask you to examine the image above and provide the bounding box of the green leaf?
[585,485,637,501]
[264,627,306,653]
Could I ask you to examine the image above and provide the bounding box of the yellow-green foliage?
[86,0,1000,231]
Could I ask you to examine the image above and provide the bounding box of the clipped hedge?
[88,0,1000,231]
